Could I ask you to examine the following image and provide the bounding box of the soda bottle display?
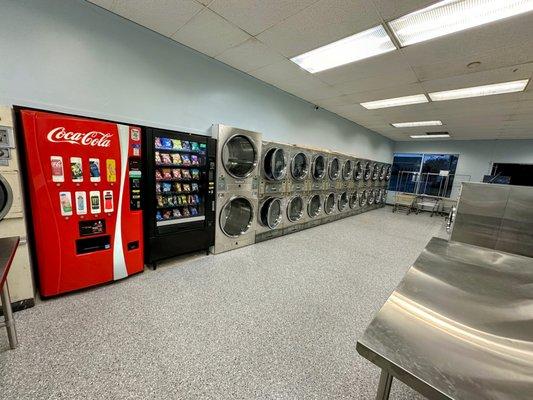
[51,156,64,182]
[89,158,101,182]
[75,191,87,215]
[70,157,83,182]
[90,191,101,214]
[103,190,113,213]
[59,192,73,216]
[106,159,116,182]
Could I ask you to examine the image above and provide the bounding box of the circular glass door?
[368,189,375,205]
[312,155,326,180]
[359,190,367,207]
[328,157,340,180]
[375,189,382,204]
[0,175,13,221]
[259,197,282,229]
[349,191,358,209]
[342,160,353,180]
[263,147,287,181]
[324,193,335,214]
[291,152,309,180]
[287,196,304,222]
[379,164,386,181]
[363,162,371,181]
[220,196,254,237]
[354,161,363,181]
[382,190,388,203]
[308,194,322,218]
[371,164,380,181]
[222,135,258,179]
[385,165,392,181]
[338,191,348,211]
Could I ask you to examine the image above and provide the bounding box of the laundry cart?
[392,193,416,214]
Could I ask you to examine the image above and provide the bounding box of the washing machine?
[211,124,262,254]
[259,141,289,195]
[288,145,311,193]
[326,152,341,191]
[310,151,328,191]
[0,106,35,310]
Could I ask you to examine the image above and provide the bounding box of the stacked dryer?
[256,141,290,243]
[211,125,261,254]
[284,145,312,234]
[308,149,328,227]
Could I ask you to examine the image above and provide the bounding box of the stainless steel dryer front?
[310,152,327,191]
[256,195,285,242]
[212,124,262,192]
[288,146,311,192]
[284,193,310,234]
[326,152,341,190]
[307,192,323,222]
[213,192,257,253]
[259,141,289,195]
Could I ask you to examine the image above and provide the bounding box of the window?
[389,153,459,198]
[490,163,533,187]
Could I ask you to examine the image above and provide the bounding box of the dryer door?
[0,174,13,221]
[349,191,358,209]
[324,193,335,214]
[220,196,254,237]
[338,191,348,211]
[363,162,372,181]
[291,152,309,181]
[328,157,340,180]
[287,195,304,222]
[368,189,375,205]
[263,148,287,181]
[222,135,258,179]
[312,155,326,180]
[342,160,353,180]
[308,194,322,218]
[359,190,367,207]
[260,197,282,229]
[354,162,363,181]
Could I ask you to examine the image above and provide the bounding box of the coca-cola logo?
[47,127,112,147]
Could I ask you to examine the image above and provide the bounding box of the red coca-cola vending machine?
[17,109,144,297]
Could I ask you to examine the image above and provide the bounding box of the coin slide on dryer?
[211,125,262,254]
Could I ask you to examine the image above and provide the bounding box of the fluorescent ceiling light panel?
[410,134,450,138]
[389,0,533,47]
[360,94,428,109]
[429,79,529,101]
[392,120,443,127]
[290,25,396,73]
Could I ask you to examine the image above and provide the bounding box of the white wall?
[0,0,393,162]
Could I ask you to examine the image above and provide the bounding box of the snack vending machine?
[18,109,144,297]
[143,128,216,267]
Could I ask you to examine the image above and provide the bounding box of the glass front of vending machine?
[144,128,216,267]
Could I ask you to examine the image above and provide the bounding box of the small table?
[357,237,533,399]
[0,236,20,349]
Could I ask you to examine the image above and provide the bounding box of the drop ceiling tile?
[172,8,250,57]
[411,45,533,82]
[256,0,381,58]
[371,0,435,21]
[350,83,427,104]
[215,38,286,72]
[112,0,204,36]
[248,59,314,88]
[333,69,419,95]
[208,0,318,36]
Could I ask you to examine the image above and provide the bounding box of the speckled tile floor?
[0,207,446,400]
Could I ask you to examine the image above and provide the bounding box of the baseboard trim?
[0,298,35,315]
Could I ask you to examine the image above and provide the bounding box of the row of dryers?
[211,124,390,254]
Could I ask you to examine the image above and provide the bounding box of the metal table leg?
[376,369,393,400]
[1,282,18,349]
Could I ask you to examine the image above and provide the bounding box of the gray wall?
[393,139,533,183]
[0,0,393,162]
